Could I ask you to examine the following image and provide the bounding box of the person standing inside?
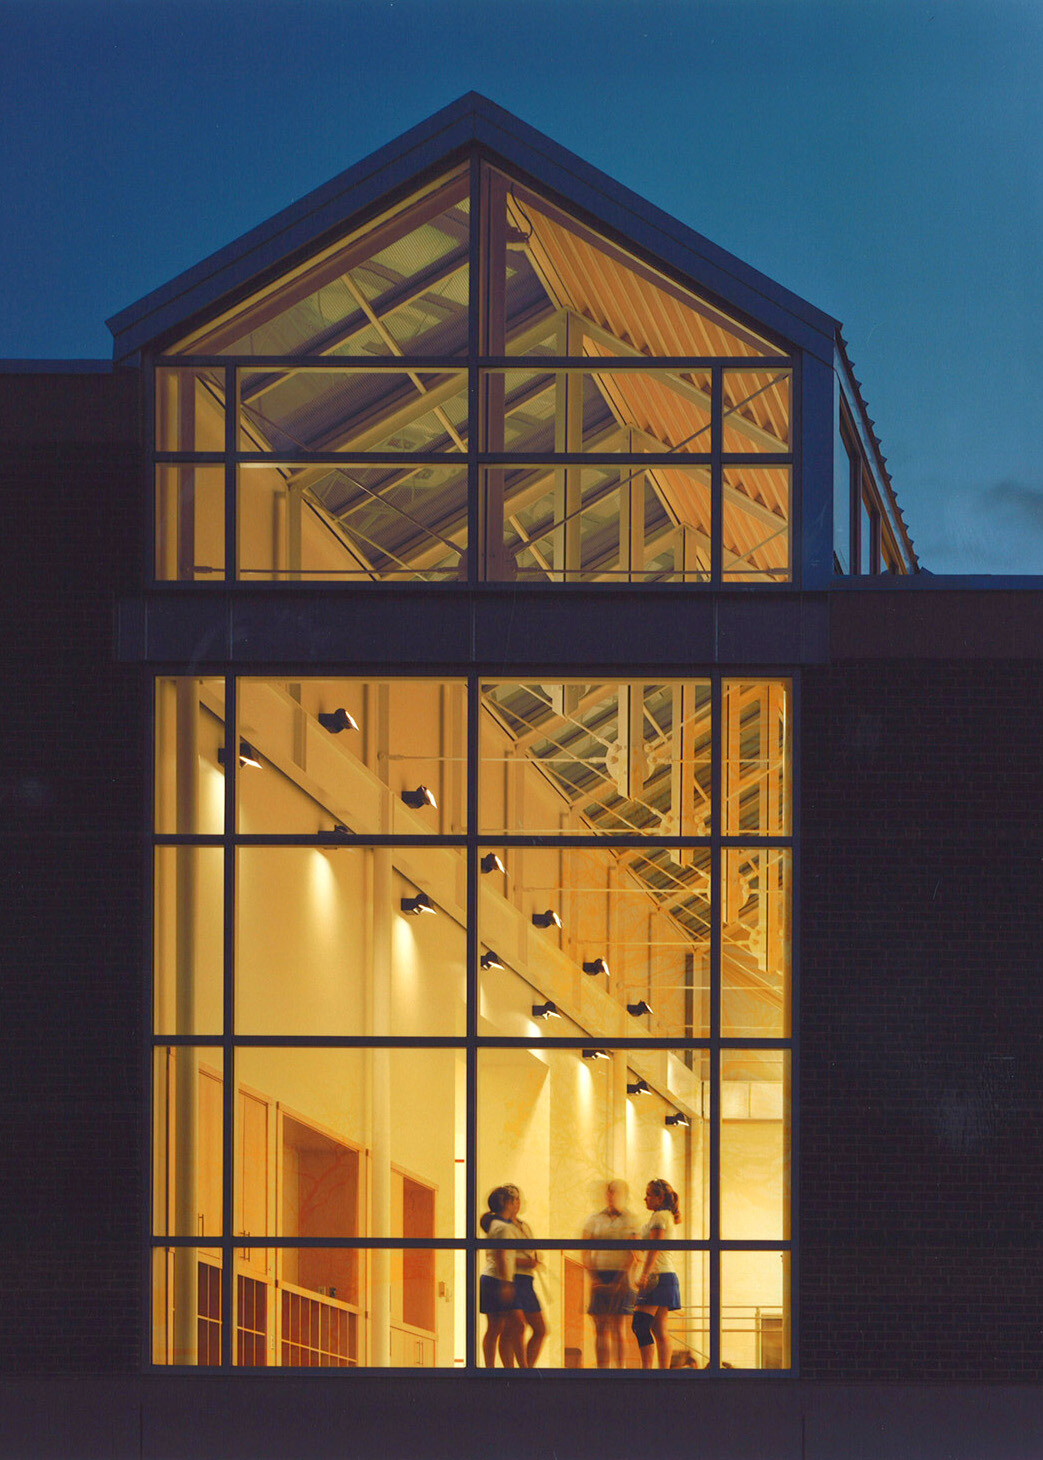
[508,1187,546,1368]
[479,1186,519,1367]
[582,1179,638,1368]
[632,1178,682,1370]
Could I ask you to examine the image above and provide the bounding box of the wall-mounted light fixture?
[582,1048,610,1061]
[532,1001,561,1020]
[531,910,562,930]
[480,950,505,971]
[665,1111,690,1128]
[627,1077,650,1096]
[317,708,359,733]
[481,853,506,875]
[627,1000,654,1017]
[218,740,262,769]
[401,785,437,810]
[401,892,435,916]
[583,958,610,977]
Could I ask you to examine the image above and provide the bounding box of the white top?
[582,1208,638,1270]
[641,1210,675,1276]
[482,1217,516,1280]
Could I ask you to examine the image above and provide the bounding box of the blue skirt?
[637,1272,681,1310]
[512,1273,542,1314]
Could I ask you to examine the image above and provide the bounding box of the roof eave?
[108,93,837,363]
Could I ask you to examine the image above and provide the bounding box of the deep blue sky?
[1,0,1040,571]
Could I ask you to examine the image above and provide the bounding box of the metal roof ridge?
[108,92,838,360]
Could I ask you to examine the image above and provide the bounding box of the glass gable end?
[154,159,796,585]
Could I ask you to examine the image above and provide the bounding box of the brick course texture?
[0,372,146,1373]
[800,660,1043,1377]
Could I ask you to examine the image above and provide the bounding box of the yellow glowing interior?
[152,675,791,1369]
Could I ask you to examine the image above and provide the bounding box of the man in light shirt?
[582,1179,638,1368]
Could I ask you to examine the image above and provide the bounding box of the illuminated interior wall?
[152,674,791,1370]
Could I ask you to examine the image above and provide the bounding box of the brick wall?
[800,659,1043,1377]
[0,370,146,1372]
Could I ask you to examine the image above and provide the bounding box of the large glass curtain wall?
[152,674,793,1370]
[155,164,794,585]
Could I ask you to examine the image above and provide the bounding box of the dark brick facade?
[2,371,1043,1451]
[801,658,1043,1378]
[0,370,147,1373]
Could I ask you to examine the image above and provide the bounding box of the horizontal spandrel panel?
[721,1250,790,1370]
[722,679,791,837]
[234,1047,465,1241]
[474,1245,710,1370]
[168,170,470,359]
[239,369,468,456]
[490,463,712,583]
[479,845,709,1039]
[722,467,790,583]
[234,677,466,835]
[230,1249,463,1367]
[236,461,466,582]
[477,1049,709,1243]
[236,846,466,1037]
[480,679,711,835]
[155,467,225,581]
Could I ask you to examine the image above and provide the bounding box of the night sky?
[1,0,1040,572]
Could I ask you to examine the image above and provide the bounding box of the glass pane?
[151,1247,222,1366]
[236,846,466,1037]
[240,368,467,455]
[720,1050,790,1240]
[154,677,226,834]
[235,677,466,835]
[722,679,791,836]
[154,846,223,1036]
[860,494,874,574]
[480,680,711,835]
[231,1249,462,1367]
[479,845,709,1038]
[475,1245,709,1370]
[155,467,225,580]
[155,367,225,451]
[479,368,713,454]
[721,850,791,1039]
[237,460,466,582]
[721,1250,790,1369]
[835,423,852,573]
[490,171,777,361]
[477,1049,708,1242]
[153,1047,224,1237]
[722,369,791,454]
[234,1048,465,1240]
[169,171,470,358]
[722,467,790,582]
[491,463,711,583]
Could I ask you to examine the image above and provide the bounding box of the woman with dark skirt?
[507,1187,546,1368]
[632,1178,682,1370]
[479,1186,520,1367]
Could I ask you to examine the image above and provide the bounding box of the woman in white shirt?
[480,1186,520,1366]
[632,1178,682,1370]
